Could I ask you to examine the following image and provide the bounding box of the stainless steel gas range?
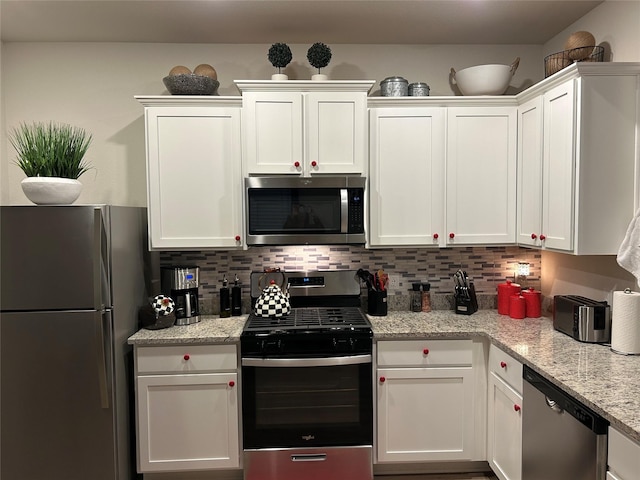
[241,270,373,480]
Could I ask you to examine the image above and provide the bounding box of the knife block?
[455,282,478,315]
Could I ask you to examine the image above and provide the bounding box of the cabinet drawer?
[377,339,472,367]
[488,344,523,394]
[136,344,237,374]
[608,427,640,480]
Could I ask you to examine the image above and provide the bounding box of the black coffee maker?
[161,266,200,325]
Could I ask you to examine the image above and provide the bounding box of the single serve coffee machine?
[161,266,200,325]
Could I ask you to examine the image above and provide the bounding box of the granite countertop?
[127,315,247,345]
[127,309,640,443]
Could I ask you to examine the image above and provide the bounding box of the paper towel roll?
[612,290,640,354]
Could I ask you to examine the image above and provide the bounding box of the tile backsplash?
[161,245,541,314]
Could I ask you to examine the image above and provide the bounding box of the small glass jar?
[421,283,432,312]
[411,283,422,312]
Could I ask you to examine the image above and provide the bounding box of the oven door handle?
[242,354,372,367]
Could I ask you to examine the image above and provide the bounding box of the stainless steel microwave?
[245,176,366,246]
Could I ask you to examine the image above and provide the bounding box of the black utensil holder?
[368,290,388,316]
[455,282,478,315]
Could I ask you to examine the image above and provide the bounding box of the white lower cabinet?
[134,345,240,473]
[376,339,485,463]
[487,345,523,480]
[608,426,640,480]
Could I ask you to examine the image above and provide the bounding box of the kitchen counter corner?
[127,315,247,345]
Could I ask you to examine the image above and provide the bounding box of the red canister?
[497,280,521,315]
[522,287,541,318]
[509,294,526,319]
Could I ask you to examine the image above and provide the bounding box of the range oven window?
[242,361,373,449]
[248,188,341,234]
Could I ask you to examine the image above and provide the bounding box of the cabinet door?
[541,81,575,251]
[517,97,544,247]
[446,107,517,245]
[487,372,522,480]
[243,91,303,175]
[377,366,475,462]
[137,373,239,472]
[369,108,445,246]
[306,91,367,175]
[146,106,243,249]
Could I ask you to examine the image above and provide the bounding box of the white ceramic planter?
[312,73,328,81]
[21,177,83,205]
[271,73,288,81]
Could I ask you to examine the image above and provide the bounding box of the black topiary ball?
[307,42,332,72]
[268,43,293,73]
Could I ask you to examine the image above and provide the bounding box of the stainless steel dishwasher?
[522,365,608,480]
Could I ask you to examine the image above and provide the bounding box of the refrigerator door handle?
[93,207,104,309]
[93,207,112,310]
[95,311,111,409]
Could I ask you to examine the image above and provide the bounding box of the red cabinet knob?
[379,376,386,383]
[449,232,455,239]
[311,161,318,167]
[433,233,439,239]
[228,381,235,387]
[235,235,241,242]
[540,234,546,241]
[294,161,300,168]
[514,404,521,412]
[531,233,537,240]
[500,361,507,368]
[423,348,430,355]
[183,354,190,361]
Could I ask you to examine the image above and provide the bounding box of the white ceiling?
[0,0,604,45]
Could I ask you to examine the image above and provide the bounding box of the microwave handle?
[340,188,349,233]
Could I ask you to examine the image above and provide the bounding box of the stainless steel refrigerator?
[1,205,158,480]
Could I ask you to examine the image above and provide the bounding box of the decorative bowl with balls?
[163,64,220,95]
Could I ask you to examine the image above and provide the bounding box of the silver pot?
[380,76,408,96]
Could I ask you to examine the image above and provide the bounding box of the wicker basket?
[544,45,604,78]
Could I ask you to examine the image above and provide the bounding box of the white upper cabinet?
[445,106,517,245]
[516,63,640,254]
[237,80,374,176]
[368,106,445,247]
[136,97,244,250]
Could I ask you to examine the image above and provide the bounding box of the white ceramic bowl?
[451,58,519,96]
[21,177,83,205]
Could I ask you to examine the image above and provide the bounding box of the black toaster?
[553,295,611,343]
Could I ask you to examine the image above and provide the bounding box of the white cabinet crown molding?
[515,62,640,104]
[235,79,375,93]
[135,95,242,107]
[368,96,518,108]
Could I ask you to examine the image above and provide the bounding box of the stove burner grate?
[244,307,369,331]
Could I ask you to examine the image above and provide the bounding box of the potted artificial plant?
[307,42,332,80]
[268,43,293,80]
[9,121,93,205]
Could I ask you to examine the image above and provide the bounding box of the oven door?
[242,355,373,449]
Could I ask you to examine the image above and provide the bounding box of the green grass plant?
[9,122,93,179]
